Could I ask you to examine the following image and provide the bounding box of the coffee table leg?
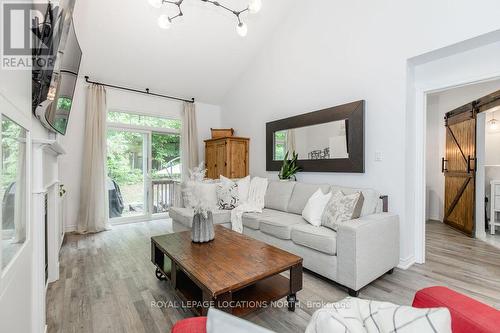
[201,291,212,316]
[288,263,303,312]
[171,261,177,289]
[152,242,167,281]
[287,294,297,311]
[215,292,232,314]
[201,290,233,316]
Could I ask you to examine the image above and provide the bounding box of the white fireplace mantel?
[32,138,66,155]
[31,136,66,333]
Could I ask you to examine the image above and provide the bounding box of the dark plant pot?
[191,211,215,243]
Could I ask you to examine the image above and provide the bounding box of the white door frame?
[413,72,500,264]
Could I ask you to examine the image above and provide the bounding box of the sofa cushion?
[243,209,302,230]
[169,207,230,228]
[331,186,381,217]
[264,181,296,212]
[287,183,331,214]
[242,212,263,230]
[259,213,307,239]
[291,224,337,255]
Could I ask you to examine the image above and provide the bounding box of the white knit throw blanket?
[231,177,268,233]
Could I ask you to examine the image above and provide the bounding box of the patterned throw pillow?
[321,191,364,231]
[217,179,240,210]
[305,297,451,333]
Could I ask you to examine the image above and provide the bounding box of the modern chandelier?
[148,0,262,37]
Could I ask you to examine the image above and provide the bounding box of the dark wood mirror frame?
[266,100,365,173]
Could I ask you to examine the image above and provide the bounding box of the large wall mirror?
[266,100,364,173]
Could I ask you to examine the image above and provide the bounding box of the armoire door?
[228,139,249,178]
[205,142,216,178]
[215,140,227,178]
[443,109,476,236]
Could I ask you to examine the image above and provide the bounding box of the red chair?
[413,286,500,333]
[171,317,207,333]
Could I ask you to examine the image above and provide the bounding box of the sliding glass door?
[151,132,181,214]
[106,111,181,223]
[107,129,148,220]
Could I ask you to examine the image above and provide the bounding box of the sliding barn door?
[443,109,476,236]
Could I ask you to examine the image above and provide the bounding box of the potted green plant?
[278,151,302,181]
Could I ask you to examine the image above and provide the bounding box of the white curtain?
[13,131,26,243]
[286,129,296,155]
[77,84,110,234]
[181,102,199,180]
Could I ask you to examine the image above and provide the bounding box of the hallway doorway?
[425,80,500,244]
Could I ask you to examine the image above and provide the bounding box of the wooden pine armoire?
[205,137,249,179]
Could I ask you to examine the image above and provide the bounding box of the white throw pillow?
[305,297,451,333]
[321,191,364,231]
[236,176,251,203]
[378,304,451,333]
[302,189,332,226]
[217,177,240,210]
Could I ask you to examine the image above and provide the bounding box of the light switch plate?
[375,151,383,162]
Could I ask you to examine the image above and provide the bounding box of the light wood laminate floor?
[46,220,500,333]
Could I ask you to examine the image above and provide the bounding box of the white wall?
[219,0,500,266]
[59,79,221,231]
[425,79,500,221]
[485,112,500,166]
[483,107,500,222]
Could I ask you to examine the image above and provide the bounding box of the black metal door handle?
[467,155,475,173]
[441,157,448,173]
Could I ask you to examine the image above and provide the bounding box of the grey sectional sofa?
[169,180,400,295]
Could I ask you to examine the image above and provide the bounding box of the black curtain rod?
[84,76,195,104]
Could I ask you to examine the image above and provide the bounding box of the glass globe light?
[248,0,262,14]
[149,0,163,9]
[158,15,172,29]
[237,22,248,37]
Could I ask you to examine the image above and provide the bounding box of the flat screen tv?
[32,1,81,135]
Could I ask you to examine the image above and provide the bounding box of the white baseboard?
[476,231,487,240]
[64,225,77,233]
[397,256,416,270]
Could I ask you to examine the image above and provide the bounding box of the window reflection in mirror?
[1,115,27,270]
[273,119,348,161]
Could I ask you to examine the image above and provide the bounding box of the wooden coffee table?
[151,225,303,316]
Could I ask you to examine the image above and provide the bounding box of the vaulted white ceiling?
[73,0,293,104]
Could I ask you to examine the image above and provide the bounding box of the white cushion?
[321,191,364,231]
[217,177,239,210]
[331,186,380,217]
[306,297,451,333]
[301,189,332,227]
[236,175,251,203]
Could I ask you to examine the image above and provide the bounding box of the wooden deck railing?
[152,179,179,213]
